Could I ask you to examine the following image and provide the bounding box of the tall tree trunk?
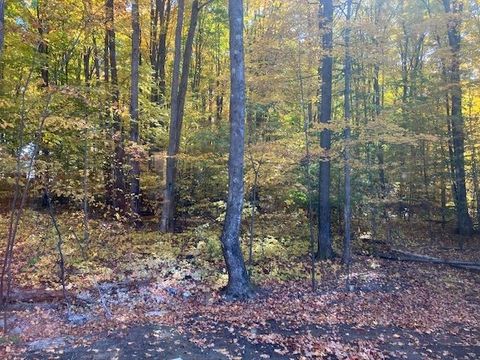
[103,27,114,206]
[443,0,473,236]
[193,13,203,94]
[37,3,49,87]
[440,147,447,228]
[446,106,459,208]
[221,0,252,298]
[83,47,91,86]
[342,0,352,265]
[215,25,224,122]
[176,2,200,131]
[130,0,141,217]
[160,0,202,232]
[0,0,5,55]
[157,0,171,104]
[468,109,480,228]
[150,0,159,103]
[472,145,480,228]
[373,65,387,195]
[150,0,170,104]
[106,0,126,212]
[92,36,101,80]
[317,0,334,259]
[160,0,185,232]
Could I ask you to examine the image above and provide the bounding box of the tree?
[220,0,252,298]
[342,0,353,265]
[150,0,171,104]
[317,0,334,259]
[106,0,126,212]
[0,0,4,55]
[130,0,141,217]
[159,0,184,232]
[443,0,473,236]
[36,2,49,87]
[160,0,206,232]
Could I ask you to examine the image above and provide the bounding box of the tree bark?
[36,3,49,88]
[473,147,480,228]
[92,35,101,80]
[150,0,160,102]
[342,0,352,265]
[160,0,185,232]
[443,0,473,236]
[0,0,5,55]
[160,0,202,232]
[150,0,170,104]
[378,249,480,272]
[317,0,334,260]
[220,0,252,298]
[157,0,171,103]
[106,0,126,212]
[130,0,141,217]
[468,111,480,228]
[103,27,113,206]
[83,47,91,86]
[373,64,387,196]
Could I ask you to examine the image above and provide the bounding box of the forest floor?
[0,210,479,359]
[0,256,479,359]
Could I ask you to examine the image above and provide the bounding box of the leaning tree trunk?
[106,0,126,212]
[317,0,334,259]
[160,0,201,232]
[130,0,141,217]
[443,0,473,236]
[220,0,252,298]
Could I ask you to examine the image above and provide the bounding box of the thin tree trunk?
[160,0,202,232]
[373,65,387,196]
[103,28,113,206]
[150,0,170,104]
[215,25,224,122]
[0,0,4,87]
[317,0,334,259]
[473,146,480,228]
[83,47,91,86]
[193,14,203,94]
[342,0,352,266]
[298,45,316,291]
[37,4,49,87]
[468,113,480,228]
[92,36,101,80]
[160,0,185,232]
[150,0,160,103]
[443,0,473,236]
[446,106,459,208]
[247,167,258,273]
[106,0,126,212]
[221,0,252,298]
[82,134,90,249]
[130,0,141,218]
[1,0,5,55]
[440,145,448,228]
[176,2,200,133]
[158,0,171,103]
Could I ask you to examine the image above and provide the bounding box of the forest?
[0,0,479,358]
